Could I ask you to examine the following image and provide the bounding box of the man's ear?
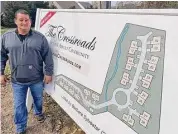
[14,18,17,25]
[30,17,32,24]
[30,18,32,24]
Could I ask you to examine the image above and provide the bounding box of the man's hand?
[44,75,52,84]
[0,75,8,86]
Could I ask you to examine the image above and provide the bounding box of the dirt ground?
[1,80,85,134]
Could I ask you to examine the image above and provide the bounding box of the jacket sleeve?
[0,35,8,75]
[41,36,54,76]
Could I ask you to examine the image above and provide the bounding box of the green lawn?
[1,27,9,35]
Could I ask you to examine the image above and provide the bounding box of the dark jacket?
[1,29,53,84]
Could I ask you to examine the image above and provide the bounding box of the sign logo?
[46,24,97,51]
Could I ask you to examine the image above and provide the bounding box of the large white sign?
[35,9,178,134]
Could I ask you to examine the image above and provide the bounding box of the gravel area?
[1,81,85,134]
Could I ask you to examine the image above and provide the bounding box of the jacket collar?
[15,28,32,36]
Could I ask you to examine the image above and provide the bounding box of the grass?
[1,27,8,35]
[4,62,11,78]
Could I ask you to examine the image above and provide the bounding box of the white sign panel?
[35,9,178,134]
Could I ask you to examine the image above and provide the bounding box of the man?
[0,9,54,134]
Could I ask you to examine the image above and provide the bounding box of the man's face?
[15,13,31,31]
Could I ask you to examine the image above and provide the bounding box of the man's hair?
[15,9,30,19]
